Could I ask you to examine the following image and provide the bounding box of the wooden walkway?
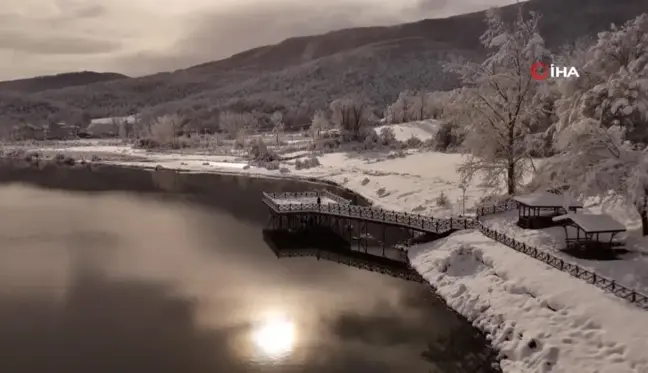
[262,191,478,234]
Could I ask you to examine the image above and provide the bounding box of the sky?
[0,0,518,80]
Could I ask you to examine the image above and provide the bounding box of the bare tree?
[329,96,369,141]
[270,111,284,144]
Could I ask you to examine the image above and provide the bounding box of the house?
[46,122,79,140]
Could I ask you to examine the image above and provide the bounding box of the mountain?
[0,71,129,94]
[1,0,646,131]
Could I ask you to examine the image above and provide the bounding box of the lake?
[0,161,499,373]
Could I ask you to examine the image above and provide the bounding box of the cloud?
[0,31,120,54]
[0,0,518,80]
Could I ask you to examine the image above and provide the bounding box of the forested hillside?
[0,0,646,132]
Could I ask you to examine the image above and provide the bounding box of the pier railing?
[263,197,477,234]
[263,190,352,205]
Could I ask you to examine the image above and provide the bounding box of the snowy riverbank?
[10,141,648,373]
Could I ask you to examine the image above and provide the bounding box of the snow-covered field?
[9,124,648,373]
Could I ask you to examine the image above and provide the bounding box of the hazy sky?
[0,0,517,80]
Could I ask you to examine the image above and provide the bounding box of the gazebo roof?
[553,212,626,233]
[513,191,583,208]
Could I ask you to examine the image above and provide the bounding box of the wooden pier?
[261,190,476,281]
[262,190,476,251]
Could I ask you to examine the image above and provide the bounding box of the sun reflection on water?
[251,312,296,361]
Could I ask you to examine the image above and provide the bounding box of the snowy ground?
[409,231,648,373]
[8,124,648,373]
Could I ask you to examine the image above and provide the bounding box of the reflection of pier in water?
[262,229,425,283]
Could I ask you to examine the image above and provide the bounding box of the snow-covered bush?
[295,156,320,170]
[265,160,280,170]
[248,138,278,162]
[436,192,450,207]
[405,136,423,148]
[361,129,381,150]
[279,167,290,173]
[379,127,397,145]
[434,121,463,152]
[304,156,320,167]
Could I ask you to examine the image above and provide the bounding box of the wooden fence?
[475,199,518,217]
[477,225,648,310]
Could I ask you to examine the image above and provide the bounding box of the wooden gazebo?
[513,191,583,229]
[553,213,626,251]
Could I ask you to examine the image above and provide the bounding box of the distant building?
[46,122,79,140]
[87,115,138,138]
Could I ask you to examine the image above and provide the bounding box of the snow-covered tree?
[309,109,330,139]
[553,14,648,141]
[540,122,648,234]
[385,90,439,123]
[219,111,258,139]
[147,114,182,145]
[541,14,648,234]
[270,111,284,144]
[446,8,551,194]
[385,90,413,123]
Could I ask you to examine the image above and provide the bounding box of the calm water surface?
[0,182,494,373]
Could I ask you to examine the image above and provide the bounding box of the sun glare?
[251,315,295,359]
